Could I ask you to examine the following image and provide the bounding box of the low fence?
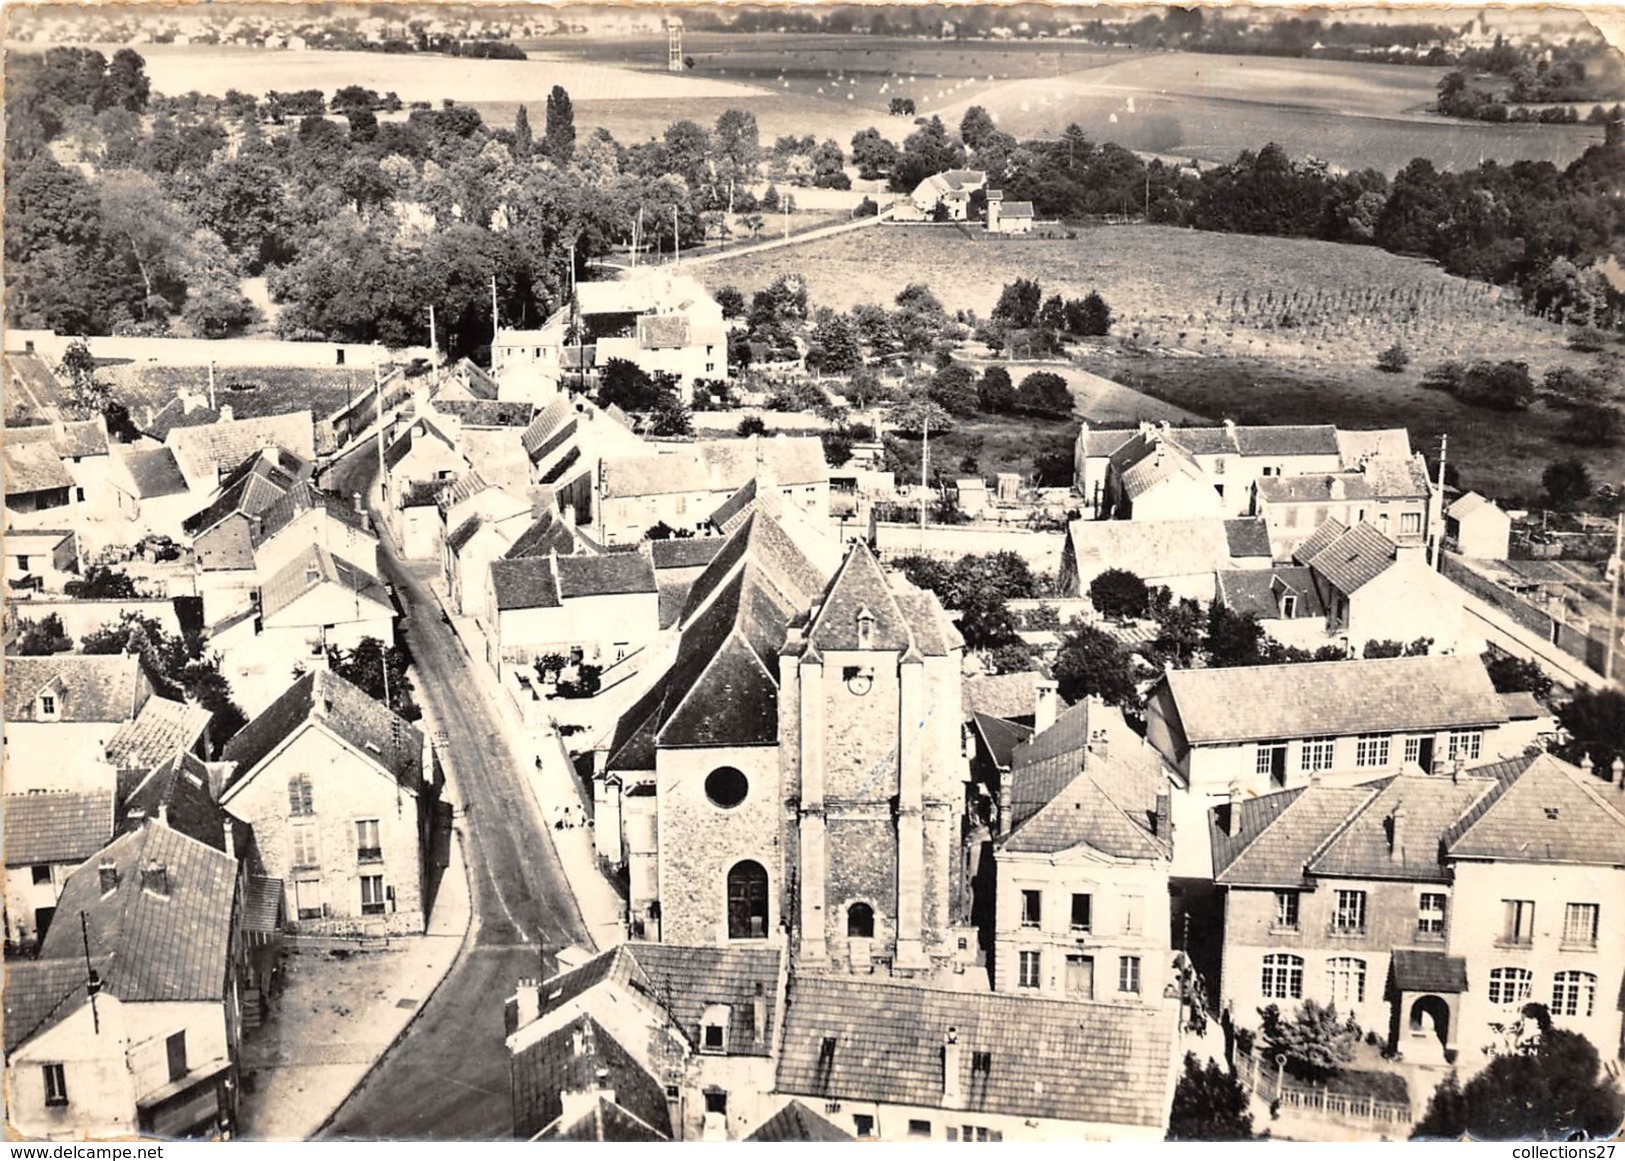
[1236,1051,1411,1128]
[1442,555,1607,677]
[870,521,1066,573]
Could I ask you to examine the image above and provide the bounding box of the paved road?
[315,441,593,1141]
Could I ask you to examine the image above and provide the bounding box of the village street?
[313,440,595,1140]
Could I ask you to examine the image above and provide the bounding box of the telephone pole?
[1607,507,1622,683]
[1432,433,1448,572]
[919,413,930,550]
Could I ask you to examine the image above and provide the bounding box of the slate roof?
[221,669,425,795]
[650,537,725,571]
[601,451,713,497]
[1336,428,1412,465]
[252,481,372,547]
[4,789,115,866]
[557,553,657,599]
[1258,457,1431,505]
[449,357,501,401]
[39,821,238,1003]
[1499,691,1545,721]
[490,557,561,611]
[775,976,1175,1128]
[680,511,826,628]
[512,1012,672,1141]
[961,670,1039,724]
[116,446,191,499]
[502,511,579,560]
[182,447,310,536]
[1231,425,1341,457]
[1075,426,1136,461]
[1215,567,1324,620]
[1390,950,1468,994]
[119,752,228,852]
[1159,655,1508,746]
[1305,522,1398,595]
[5,654,145,723]
[638,314,691,350]
[5,442,74,492]
[5,352,67,410]
[4,956,111,1053]
[260,544,391,622]
[6,418,109,459]
[971,711,1032,772]
[167,411,316,483]
[1308,772,1498,883]
[103,696,213,772]
[1001,200,1035,217]
[540,1096,669,1142]
[807,542,956,658]
[747,1101,853,1142]
[141,396,220,442]
[710,478,759,534]
[522,399,576,463]
[1211,783,1383,887]
[1065,518,1236,582]
[441,470,491,510]
[1443,753,1625,866]
[622,942,783,1058]
[1224,518,1273,559]
[446,515,485,555]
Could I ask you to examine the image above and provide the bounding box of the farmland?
[702,224,1625,497]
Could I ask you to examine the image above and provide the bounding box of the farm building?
[986,190,1035,234]
[1447,492,1511,560]
[891,168,986,222]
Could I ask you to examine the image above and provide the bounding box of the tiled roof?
[1231,425,1341,457]
[4,789,115,866]
[119,752,228,852]
[433,399,533,427]
[1001,200,1035,216]
[1159,655,1508,746]
[4,956,108,1053]
[1444,753,1625,865]
[243,875,283,935]
[1258,457,1431,505]
[657,580,690,629]
[1076,427,1136,461]
[5,442,74,492]
[5,654,145,723]
[556,552,657,599]
[1121,441,1203,500]
[116,446,191,499]
[221,669,424,795]
[1448,491,1490,519]
[182,447,310,536]
[1215,567,1324,620]
[1306,522,1397,595]
[6,418,109,459]
[747,1101,853,1142]
[513,1012,672,1141]
[1224,518,1273,559]
[961,670,1039,724]
[442,470,491,510]
[166,411,316,483]
[808,542,954,657]
[260,544,391,622]
[1291,517,1350,565]
[623,942,782,1058]
[446,515,485,555]
[447,357,500,401]
[522,399,576,462]
[252,481,372,547]
[490,557,558,611]
[1307,772,1495,883]
[1211,783,1382,887]
[1499,691,1545,720]
[5,352,67,409]
[680,511,826,628]
[709,478,759,534]
[971,711,1032,771]
[1336,428,1411,464]
[775,976,1175,1128]
[1065,518,1235,582]
[384,416,459,471]
[502,511,579,560]
[650,536,725,570]
[602,438,827,499]
[540,1096,669,1142]
[601,450,712,497]
[1390,950,1468,994]
[104,696,213,772]
[141,396,221,442]
[39,821,238,1003]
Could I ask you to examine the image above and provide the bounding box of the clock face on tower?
[843,665,873,696]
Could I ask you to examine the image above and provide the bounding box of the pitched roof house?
[4,654,154,793]
[3,789,116,950]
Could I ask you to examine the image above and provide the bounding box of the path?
[673,202,893,270]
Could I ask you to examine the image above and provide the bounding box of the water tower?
[665,17,683,72]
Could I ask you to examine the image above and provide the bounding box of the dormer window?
[699,1003,731,1054]
[36,693,58,721]
[1280,594,1297,618]
[855,606,875,650]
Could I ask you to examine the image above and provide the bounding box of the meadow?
[702,224,1625,497]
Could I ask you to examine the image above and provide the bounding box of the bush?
[1089,567,1150,620]
[1542,458,1594,509]
[854,196,879,218]
[1014,371,1072,418]
[1168,1053,1254,1141]
[1569,325,1612,353]
[1375,343,1410,373]
[1482,651,1553,698]
[736,414,768,437]
[1561,403,1623,448]
[1258,1000,1356,1083]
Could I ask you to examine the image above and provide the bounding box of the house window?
[847,902,874,939]
[1403,736,1425,765]
[1018,950,1041,989]
[288,773,315,817]
[1280,593,1297,618]
[1070,893,1092,932]
[360,875,386,916]
[851,1115,876,1139]
[1447,730,1482,762]
[1118,955,1141,994]
[1256,741,1288,784]
[1301,737,1336,772]
[291,826,320,870]
[1552,971,1597,1018]
[1020,889,1042,928]
[726,861,769,939]
[1275,891,1300,930]
[356,819,382,862]
[907,1119,932,1139]
[1400,512,1423,536]
[1326,958,1366,1006]
[1355,734,1390,768]
[702,1021,727,1054]
[1488,967,1533,1006]
[31,865,52,886]
[15,555,29,571]
[1066,955,1095,1000]
[293,874,322,920]
[1563,903,1599,948]
[42,1063,67,1107]
[1418,893,1447,936]
[1261,954,1304,1000]
[1333,890,1367,933]
[1503,899,1536,945]
[166,1031,188,1084]
[37,694,57,720]
[1122,895,1142,936]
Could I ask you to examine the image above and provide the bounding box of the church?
[601,510,974,977]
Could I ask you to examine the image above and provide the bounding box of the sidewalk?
[237,827,471,1140]
[427,575,627,953]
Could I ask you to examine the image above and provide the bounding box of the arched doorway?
[847,902,875,939]
[1409,995,1451,1050]
[726,860,769,939]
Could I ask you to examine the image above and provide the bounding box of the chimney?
[1613,756,1624,789]
[997,778,1012,838]
[1153,790,1170,841]
[1328,476,1345,501]
[140,859,170,897]
[223,816,236,860]
[157,801,170,826]
[218,404,234,423]
[514,979,542,1029]
[1452,754,1465,784]
[1225,780,1244,838]
[352,491,363,514]
[1088,727,1109,764]
[562,502,578,528]
[98,858,119,893]
[1223,417,1237,438]
[942,1028,964,1109]
[1580,753,1593,779]
[751,982,767,1047]
[1388,804,1407,862]
[1034,676,1058,735]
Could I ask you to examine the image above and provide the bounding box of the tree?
[105,47,151,112]
[596,358,665,412]
[649,395,693,437]
[810,313,861,376]
[978,366,1015,415]
[1052,622,1138,708]
[890,115,964,194]
[181,228,258,338]
[1015,371,1073,418]
[713,108,761,189]
[1089,568,1150,620]
[326,636,420,721]
[886,395,953,438]
[56,338,112,419]
[928,362,979,418]
[959,105,997,152]
[1542,458,1594,509]
[512,104,533,162]
[1482,651,1553,698]
[991,277,1043,329]
[821,426,856,468]
[543,85,575,166]
[737,414,767,437]
[64,565,138,599]
[850,127,898,180]
[1076,290,1114,336]
[715,284,746,319]
[1376,343,1411,373]
[1555,686,1625,771]
[1562,404,1624,449]
[1168,1053,1254,1141]
[1258,1000,1356,1083]
[1205,603,1267,668]
[1150,592,1206,668]
[11,613,73,655]
[986,642,1036,675]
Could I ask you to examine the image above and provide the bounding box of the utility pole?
[1607,507,1622,683]
[490,274,500,335]
[80,912,99,1034]
[633,206,643,270]
[673,205,680,267]
[1432,432,1448,572]
[919,412,930,550]
[428,305,437,363]
[207,361,217,411]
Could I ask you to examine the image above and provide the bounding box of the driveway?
[315,441,593,1140]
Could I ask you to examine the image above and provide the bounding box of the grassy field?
[702,224,1625,498]
[99,363,373,425]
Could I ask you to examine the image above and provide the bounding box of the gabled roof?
[513,1012,672,1142]
[649,536,725,571]
[539,1095,669,1142]
[1390,950,1468,994]
[141,396,222,442]
[1444,753,1625,865]
[1120,440,1203,500]
[183,446,311,536]
[490,557,561,610]
[807,541,954,657]
[1290,517,1349,565]
[1210,783,1384,887]
[103,695,213,773]
[1065,518,1236,582]
[251,481,372,547]
[166,411,315,483]
[1001,200,1035,217]
[5,442,74,492]
[119,752,228,852]
[502,511,580,561]
[1307,772,1499,883]
[522,399,576,462]
[1076,426,1136,461]
[221,669,424,795]
[384,415,459,471]
[447,357,500,401]
[1305,521,1398,595]
[4,789,115,866]
[1224,518,1273,559]
[961,670,1039,724]
[446,515,485,555]
[775,976,1175,1128]
[6,418,109,459]
[1258,458,1431,505]
[1159,655,1508,746]
[3,956,109,1053]
[39,821,238,1003]
[622,942,782,1058]
[971,711,1032,772]
[602,439,827,499]
[709,477,760,535]
[5,352,67,411]
[115,446,191,498]
[5,654,146,723]
[260,544,391,622]
[1336,428,1411,464]
[638,314,691,350]
[680,510,825,628]
[556,553,656,599]
[1215,567,1324,620]
[747,1101,853,1142]
[433,399,533,427]
[441,470,491,510]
